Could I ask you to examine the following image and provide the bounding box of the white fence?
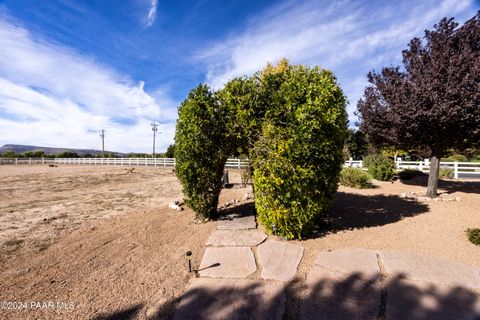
[0,157,250,169]
[343,159,480,179]
[1,157,479,178]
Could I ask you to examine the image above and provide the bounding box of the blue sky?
[0,0,478,153]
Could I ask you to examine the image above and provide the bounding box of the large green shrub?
[175,84,228,220]
[253,66,347,239]
[363,154,396,181]
[340,167,372,188]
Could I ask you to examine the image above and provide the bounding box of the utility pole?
[100,129,106,158]
[151,123,159,158]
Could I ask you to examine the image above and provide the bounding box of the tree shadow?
[217,202,256,218]
[326,192,429,232]
[400,176,480,194]
[92,303,143,320]
[141,271,479,320]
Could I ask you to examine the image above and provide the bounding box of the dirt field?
[0,165,479,319]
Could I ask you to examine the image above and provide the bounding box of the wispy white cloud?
[0,14,176,152]
[197,0,475,121]
[144,0,158,28]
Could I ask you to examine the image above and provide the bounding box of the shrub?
[442,154,468,162]
[253,66,347,239]
[339,168,372,188]
[363,154,396,181]
[398,169,424,180]
[447,154,468,162]
[439,167,454,179]
[466,228,480,246]
[174,84,228,220]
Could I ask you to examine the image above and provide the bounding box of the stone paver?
[314,248,380,276]
[173,278,286,320]
[206,229,267,247]
[198,247,256,278]
[379,251,480,291]
[301,266,381,320]
[386,277,480,320]
[257,240,304,282]
[217,215,256,230]
[302,249,381,320]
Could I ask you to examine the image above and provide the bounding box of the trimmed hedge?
[363,154,396,181]
[340,167,372,188]
[253,66,347,239]
[175,84,228,220]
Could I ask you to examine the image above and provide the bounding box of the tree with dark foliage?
[357,13,480,197]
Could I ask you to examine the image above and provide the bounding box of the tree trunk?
[426,155,440,198]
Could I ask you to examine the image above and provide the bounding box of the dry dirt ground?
[0,165,479,320]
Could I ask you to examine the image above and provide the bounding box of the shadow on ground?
[328,192,429,232]
[217,202,256,218]
[95,273,479,320]
[400,176,480,194]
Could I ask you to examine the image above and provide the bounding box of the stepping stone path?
[257,240,304,282]
[198,247,256,278]
[216,214,257,230]
[174,214,480,320]
[206,229,267,247]
[174,213,303,320]
[301,249,381,320]
[302,249,480,320]
[172,278,286,320]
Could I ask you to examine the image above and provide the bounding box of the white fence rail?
[0,157,250,169]
[1,157,479,178]
[343,159,480,179]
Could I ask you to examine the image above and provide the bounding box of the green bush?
[253,66,347,239]
[398,169,424,180]
[442,154,468,162]
[339,168,372,188]
[174,84,228,220]
[466,228,480,246]
[363,154,396,181]
[439,167,454,179]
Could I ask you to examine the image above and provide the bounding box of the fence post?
[29,157,32,164]
[419,160,423,171]
[454,161,459,179]
[359,160,363,168]
[15,158,18,165]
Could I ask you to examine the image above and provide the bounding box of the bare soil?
[0,165,479,320]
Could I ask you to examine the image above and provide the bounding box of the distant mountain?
[0,144,125,156]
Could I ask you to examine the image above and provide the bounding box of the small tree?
[175,84,228,220]
[357,13,480,197]
[164,144,175,158]
[345,129,368,160]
